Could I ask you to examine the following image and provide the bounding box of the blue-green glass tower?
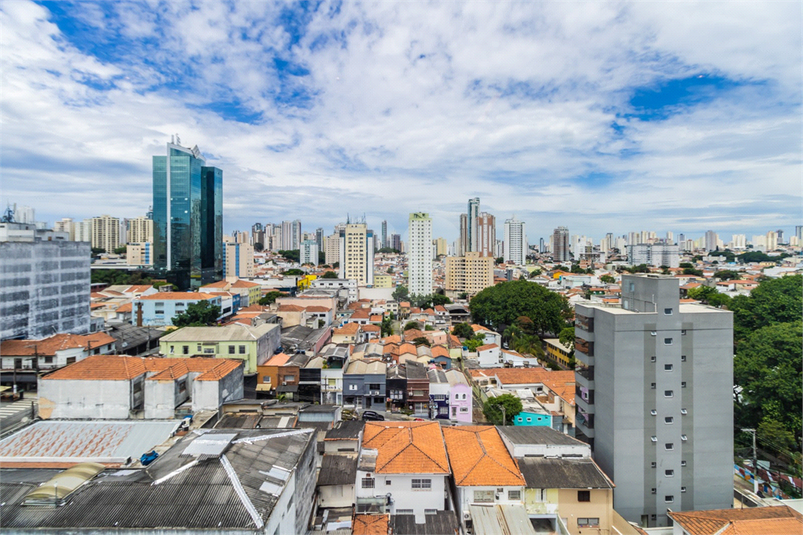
[153,141,222,290]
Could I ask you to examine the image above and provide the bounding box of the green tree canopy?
[277,249,300,262]
[378,247,400,254]
[282,268,305,276]
[113,246,127,255]
[714,270,740,280]
[734,321,802,449]
[411,293,452,308]
[412,336,430,347]
[404,321,421,331]
[469,279,570,336]
[321,271,338,279]
[452,322,475,339]
[559,326,575,351]
[172,301,221,327]
[380,316,394,337]
[253,242,264,252]
[483,394,523,425]
[730,275,802,342]
[258,291,284,306]
[392,285,410,302]
[600,274,615,284]
[686,286,732,308]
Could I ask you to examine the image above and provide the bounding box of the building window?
[651,462,656,468]
[386,480,391,485]
[682,381,687,388]
[348,384,357,391]
[681,460,687,467]
[650,356,656,363]
[361,478,374,489]
[169,345,175,354]
[664,364,673,371]
[508,490,521,500]
[664,390,673,398]
[665,416,674,424]
[681,486,687,493]
[665,443,674,450]
[228,345,235,354]
[681,408,688,415]
[474,490,494,503]
[263,376,271,383]
[681,354,687,362]
[577,490,591,502]
[397,509,414,515]
[664,308,673,315]
[651,488,656,494]
[651,383,656,389]
[578,518,600,528]
[665,470,674,477]
[239,345,246,354]
[283,375,294,382]
[665,495,674,504]
[664,338,673,345]
[183,346,189,355]
[411,479,431,490]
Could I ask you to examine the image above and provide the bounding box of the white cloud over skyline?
[1,0,800,243]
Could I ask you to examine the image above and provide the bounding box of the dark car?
[361,410,385,421]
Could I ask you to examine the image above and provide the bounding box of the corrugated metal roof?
[0,420,181,465]
[317,454,357,486]
[469,505,537,535]
[517,457,613,489]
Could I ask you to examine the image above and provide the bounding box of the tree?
[378,247,401,254]
[282,268,305,276]
[686,286,732,308]
[452,323,474,339]
[321,271,338,279]
[318,251,326,264]
[387,266,394,274]
[495,257,504,265]
[277,249,300,262]
[113,246,127,255]
[483,394,523,425]
[91,247,106,257]
[529,268,542,278]
[682,267,703,276]
[424,324,435,331]
[380,316,394,337]
[253,242,264,252]
[600,274,615,284]
[392,285,410,303]
[258,291,284,306]
[734,321,802,449]
[404,321,421,331]
[464,337,484,352]
[679,262,694,269]
[412,336,430,347]
[469,279,570,337]
[559,327,575,351]
[714,270,740,280]
[172,301,221,327]
[730,275,802,342]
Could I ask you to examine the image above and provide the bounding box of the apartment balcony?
[575,366,594,390]
[321,384,341,392]
[367,390,384,396]
[575,339,594,357]
[575,385,594,413]
[576,410,594,430]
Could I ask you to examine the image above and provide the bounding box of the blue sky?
[1,1,800,245]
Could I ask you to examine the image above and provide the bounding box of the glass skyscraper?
[152,141,222,290]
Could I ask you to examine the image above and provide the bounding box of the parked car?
[361,410,385,421]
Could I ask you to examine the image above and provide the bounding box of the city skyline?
[2,2,800,240]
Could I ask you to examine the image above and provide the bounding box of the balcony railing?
[576,314,594,333]
[576,366,594,382]
[575,339,594,356]
[576,384,594,405]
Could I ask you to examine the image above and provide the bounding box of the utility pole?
[742,428,758,494]
[501,406,506,426]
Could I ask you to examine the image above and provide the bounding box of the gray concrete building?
[0,222,90,341]
[574,274,733,527]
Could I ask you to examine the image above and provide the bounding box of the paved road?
[0,397,37,438]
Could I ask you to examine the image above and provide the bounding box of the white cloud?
[0,0,800,242]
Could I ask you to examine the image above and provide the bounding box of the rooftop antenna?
[175,134,181,145]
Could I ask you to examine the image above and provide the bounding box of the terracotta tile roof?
[126,285,154,294]
[362,324,380,332]
[277,304,305,312]
[471,324,490,332]
[305,306,331,313]
[90,302,106,309]
[483,367,549,385]
[369,314,383,322]
[434,305,447,312]
[382,335,402,345]
[1,333,116,357]
[352,514,389,535]
[448,334,462,348]
[431,346,450,358]
[362,421,450,474]
[116,302,133,313]
[477,343,498,352]
[41,355,241,382]
[399,301,410,307]
[334,323,360,335]
[231,280,260,288]
[398,343,417,355]
[442,426,525,486]
[668,505,803,535]
[201,280,229,288]
[351,309,371,319]
[403,329,425,341]
[138,292,216,300]
[265,353,292,366]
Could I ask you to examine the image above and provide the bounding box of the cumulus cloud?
[0,0,800,243]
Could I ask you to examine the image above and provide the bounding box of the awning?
[277,384,299,393]
[255,384,272,392]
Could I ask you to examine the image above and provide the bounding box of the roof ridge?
[408,426,449,473]
[476,428,521,481]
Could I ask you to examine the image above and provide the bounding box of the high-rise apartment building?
[53,218,76,241]
[390,234,401,252]
[765,230,778,251]
[408,213,433,296]
[458,213,468,256]
[315,227,324,252]
[339,223,374,286]
[574,275,733,527]
[91,215,120,253]
[434,237,448,257]
[730,234,746,249]
[251,223,265,249]
[467,197,480,252]
[128,216,154,244]
[152,141,222,290]
[223,240,254,278]
[444,252,494,297]
[552,226,570,262]
[503,216,526,266]
[1,222,90,340]
[299,239,319,266]
[324,233,341,266]
[381,220,388,249]
[796,226,803,242]
[704,230,718,252]
[126,242,153,266]
[627,244,680,268]
[475,212,495,257]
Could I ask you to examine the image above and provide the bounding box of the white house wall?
[38,378,132,419]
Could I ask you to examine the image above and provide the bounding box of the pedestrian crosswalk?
[0,398,36,423]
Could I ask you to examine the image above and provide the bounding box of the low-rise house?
[304,305,333,328]
[159,323,280,375]
[471,325,501,346]
[442,426,526,532]
[386,363,407,412]
[0,429,317,535]
[332,322,360,344]
[476,343,501,367]
[356,422,451,516]
[405,361,429,417]
[320,344,350,405]
[317,453,358,509]
[275,304,308,327]
[299,355,322,403]
[445,369,472,423]
[1,332,117,372]
[668,504,803,535]
[361,323,381,342]
[38,355,243,419]
[132,292,222,327]
[344,360,386,411]
[501,348,539,368]
[428,368,450,419]
[544,338,573,368]
[323,419,364,454]
[257,352,309,400]
[431,345,453,369]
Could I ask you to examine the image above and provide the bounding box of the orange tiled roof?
[264,353,291,366]
[351,309,371,319]
[476,343,498,352]
[126,285,154,294]
[471,324,490,332]
[1,333,116,357]
[231,280,260,288]
[362,422,450,474]
[278,304,305,312]
[138,292,216,300]
[42,355,241,382]
[431,346,450,358]
[668,505,802,535]
[305,306,331,313]
[382,335,402,345]
[116,302,133,313]
[334,323,360,335]
[369,314,383,322]
[398,343,417,355]
[352,514,389,535]
[362,324,380,332]
[442,426,525,486]
[403,328,425,341]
